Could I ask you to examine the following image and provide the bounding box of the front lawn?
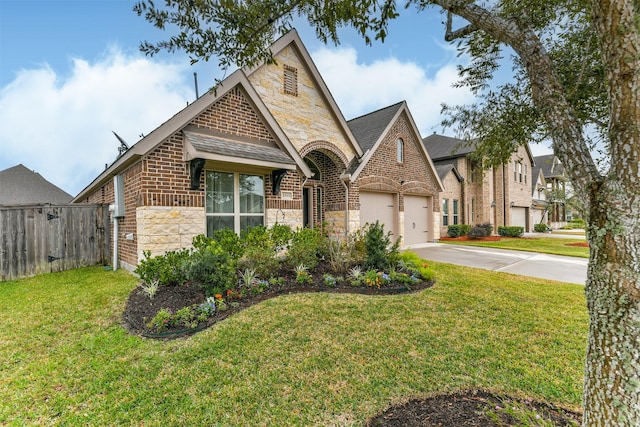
[1,263,588,426]
[440,236,590,258]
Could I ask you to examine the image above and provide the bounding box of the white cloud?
[0,47,194,195]
[311,46,477,135]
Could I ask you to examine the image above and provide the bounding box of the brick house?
[73,30,443,270]
[422,133,535,235]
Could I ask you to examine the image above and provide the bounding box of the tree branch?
[444,11,478,42]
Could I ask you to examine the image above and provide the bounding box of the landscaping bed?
[367,389,582,426]
[122,260,434,339]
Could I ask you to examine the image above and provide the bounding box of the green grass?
[0,265,588,426]
[441,236,590,258]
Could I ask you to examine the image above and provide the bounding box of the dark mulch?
[122,261,433,340]
[366,390,582,427]
[566,242,589,247]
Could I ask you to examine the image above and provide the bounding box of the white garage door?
[404,195,430,245]
[360,191,397,239]
[511,207,527,229]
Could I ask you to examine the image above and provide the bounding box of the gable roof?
[434,163,463,183]
[0,164,72,205]
[348,101,404,153]
[534,154,566,178]
[424,133,536,167]
[422,133,476,161]
[74,69,312,201]
[247,29,364,159]
[345,101,444,191]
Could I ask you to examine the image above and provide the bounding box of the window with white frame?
[453,199,459,225]
[442,198,449,226]
[396,138,404,163]
[205,171,264,235]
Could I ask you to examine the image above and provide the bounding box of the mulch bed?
[122,261,433,340]
[566,242,589,247]
[366,389,582,426]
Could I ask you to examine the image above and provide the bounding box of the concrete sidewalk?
[405,243,588,285]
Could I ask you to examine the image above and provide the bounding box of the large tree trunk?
[434,1,640,425]
[584,182,640,425]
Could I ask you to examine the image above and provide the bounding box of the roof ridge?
[347,101,405,123]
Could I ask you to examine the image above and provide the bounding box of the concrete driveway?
[407,243,588,285]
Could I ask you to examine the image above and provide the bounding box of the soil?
[366,389,582,426]
[122,263,582,427]
[566,242,589,247]
[122,261,434,340]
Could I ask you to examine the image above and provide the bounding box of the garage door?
[404,195,430,245]
[360,191,397,239]
[511,207,527,229]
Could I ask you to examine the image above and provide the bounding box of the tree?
[135,0,639,424]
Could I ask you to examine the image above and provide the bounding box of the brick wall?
[81,85,304,266]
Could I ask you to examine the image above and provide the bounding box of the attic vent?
[283,65,298,96]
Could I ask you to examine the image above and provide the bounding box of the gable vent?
[283,64,298,96]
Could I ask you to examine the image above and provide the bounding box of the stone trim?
[300,140,349,168]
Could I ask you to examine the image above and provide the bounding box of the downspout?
[109,204,119,271]
[502,164,507,227]
[340,174,351,235]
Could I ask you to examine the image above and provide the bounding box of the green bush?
[447,225,461,238]
[534,223,548,233]
[287,227,323,270]
[498,226,524,237]
[459,224,471,236]
[270,223,293,253]
[468,223,493,239]
[187,240,237,296]
[363,221,400,270]
[240,226,280,279]
[135,249,190,286]
[209,229,244,260]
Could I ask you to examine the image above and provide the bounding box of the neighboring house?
[530,165,549,226]
[423,133,535,235]
[0,164,72,205]
[434,163,464,233]
[73,30,443,270]
[533,154,569,228]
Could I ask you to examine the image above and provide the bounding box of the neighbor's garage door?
[511,207,527,229]
[404,195,430,245]
[360,191,397,240]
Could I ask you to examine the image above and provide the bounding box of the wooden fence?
[0,204,110,281]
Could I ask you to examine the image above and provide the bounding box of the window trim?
[396,138,404,163]
[452,199,459,225]
[205,171,265,235]
[442,198,449,226]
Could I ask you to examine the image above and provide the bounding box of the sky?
[0,0,552,196]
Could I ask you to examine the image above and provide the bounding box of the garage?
[359,191,397,240]
[403,195,431,245]
[511,207,528,230]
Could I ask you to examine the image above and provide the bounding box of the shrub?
[468,225,489,239]
[240,226,280,278]
[363,221,400,270]
[447,225,461,238]
[498,226,524,237]
[187,240,236,296]
[269,223,293,253]
[209,230,244,260]
[287,227,323,270]
[135,249,190,286]
[534,223,548,233]
[459,224,471,236]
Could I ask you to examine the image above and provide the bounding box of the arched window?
[396,138,404,163]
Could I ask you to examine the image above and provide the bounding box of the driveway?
[407,243,588,285]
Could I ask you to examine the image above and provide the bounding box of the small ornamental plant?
[323,273,337,288]
[295,264,313,285]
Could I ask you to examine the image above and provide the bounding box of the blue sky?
[0,0,552,195]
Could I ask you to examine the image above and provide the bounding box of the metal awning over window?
[183,128,297,171]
